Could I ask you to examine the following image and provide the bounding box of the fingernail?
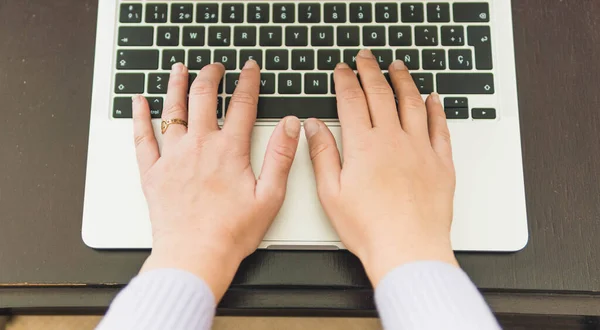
[431,92,441,104]
[171,62,185,73]
[284,116,301,139]
[243,59,257,69]
[303,119,320,139]
[131,94,142,104]
[336,62,350,69]
[358,49,374,59]
[392,60,407,71]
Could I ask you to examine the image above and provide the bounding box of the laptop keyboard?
[113,2,496,121]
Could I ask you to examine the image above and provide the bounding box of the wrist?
[358,236,458,288]
[141,235,243,301]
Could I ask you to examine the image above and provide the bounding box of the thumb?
[256,116,301,201]
[304,119,341,197]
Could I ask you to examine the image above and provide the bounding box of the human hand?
[132,61,301,300]
[304,49,458,287]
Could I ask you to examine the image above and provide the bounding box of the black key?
[148,73,169,94]
[260,26,283,47]
[318,50,340,70]
[234,26,257,46]
[157,26,179,46]
[266,50,289,70]
[208,27,231,46]
[299,3,321,23]
[444,97,468,108]
[146,4,168,23]
[389,26,412,46]
[445,108,469,119]
[189,71,197,93]
[217,97,223,119]
[188,50,211,70]
[395,49,420,70]
[330,73,336,94]
[120,3,142,23]
[278,73,302,94]
[350,3,372,23]
[116,50,159,70]
[113,97,133,118]
[337,26,360,46]
[472,108,496,119]
[240,49,263,69]
[363,26,386,46]
[441,26,465,46]
[237,97,338,119]
[312,26,334,46]
[148,97,164,118]
[324,3,347,23]
[260,73,276,94]
[273,3,295,23]
[422,49,446,70]
[453,3,490,22]
[118,27,153,46]
[401,3,424,23]
[411,73,434,94]
[375,3,398,23]
[162,50,185,70]
[468,26,493,70]
[214,49,237,70]
[427,3,450,23]
[372,49,393,70]
[171,3,193,23]
[115,73,144,94]
[182,27,205,46]
[415,26,438,46]
[225,73,240,94]
[222,3,244,23]
[286,27,309,47]
[292,50,315,70]
[305,73,328,94]
[248,3,270,23]
[343,49,361,70]
[383,72,392,87]
[448,49,473,70]
[436,73,495,94]
[197,4,218,23]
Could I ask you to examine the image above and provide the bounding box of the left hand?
[132,60,301,301]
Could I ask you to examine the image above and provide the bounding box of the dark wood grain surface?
[1,0,600,312]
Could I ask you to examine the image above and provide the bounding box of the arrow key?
[148,73,170,94]
[472,108,496,119]
[118,27,154,46]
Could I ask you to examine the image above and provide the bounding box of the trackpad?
[250,124,342,243]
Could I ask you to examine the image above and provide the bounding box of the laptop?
[83,0,528,251]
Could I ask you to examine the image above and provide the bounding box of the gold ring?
[161,119,188,134]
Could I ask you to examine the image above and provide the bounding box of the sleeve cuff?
[97,268,215,330]
[375,261,500,330]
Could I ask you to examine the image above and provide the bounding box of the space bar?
[226,97,338,119]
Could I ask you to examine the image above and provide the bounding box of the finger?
[303,118,342,198]
[389,60,429,140]
[333,62,372,141]
[426,93,454,167]
[162,63,189,142]
[256,116,301,203]
[132,95,159,175]
[223,60,260,139]
[355,49,400,129]
[188,63,225,135]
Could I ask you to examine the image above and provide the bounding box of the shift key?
[116,49,159,70]
[436,73,494,94]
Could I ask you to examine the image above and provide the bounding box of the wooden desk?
[1,0,600,319]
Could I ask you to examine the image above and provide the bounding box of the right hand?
[304,49,458,286]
